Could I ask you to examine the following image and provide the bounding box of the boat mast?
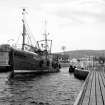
[43,20,49,60]
[22,8,27,50]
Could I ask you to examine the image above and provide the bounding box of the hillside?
[55,50,105,59]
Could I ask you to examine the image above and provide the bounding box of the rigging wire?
[16,33,21,44]
[26,23,37,46]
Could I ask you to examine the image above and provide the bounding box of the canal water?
[0,67,84,105]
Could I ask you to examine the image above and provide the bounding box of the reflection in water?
[0,67,83,105]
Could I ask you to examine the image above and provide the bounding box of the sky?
[0,0,105,52]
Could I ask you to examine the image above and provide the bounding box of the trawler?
[0,9,60,73]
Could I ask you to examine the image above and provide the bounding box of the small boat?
[69,65,75,73]
[0,9,60,73]
[74,68,89,80]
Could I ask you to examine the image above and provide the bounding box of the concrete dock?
[74,69,105,105]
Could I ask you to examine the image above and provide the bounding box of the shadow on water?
[0,67,84,105]
[10,73,46,81]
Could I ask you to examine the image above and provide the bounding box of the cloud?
[40,0,105,24]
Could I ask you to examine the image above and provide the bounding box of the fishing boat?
[69,65,75,73]
[0,9,60,73]
[74,68,89,80]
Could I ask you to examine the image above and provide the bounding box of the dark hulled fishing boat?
[0,9,60,73]
[74,68,89,80]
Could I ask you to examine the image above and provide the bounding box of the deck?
[74,68,105,105]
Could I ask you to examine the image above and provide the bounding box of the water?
[0,67,84,105]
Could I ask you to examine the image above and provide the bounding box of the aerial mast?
[22,8,27,50]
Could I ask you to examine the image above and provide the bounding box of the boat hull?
[13,49,60,73]
[0,45,60,73]
[74,68,89,80]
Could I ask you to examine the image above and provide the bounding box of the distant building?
[70,56,97,69]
